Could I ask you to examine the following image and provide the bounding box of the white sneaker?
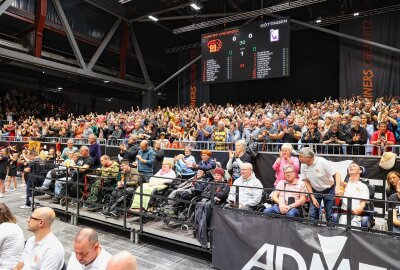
[0,193,4,198]
[21,195,27,199]
[10,188,16,192]
[20,205,31,209]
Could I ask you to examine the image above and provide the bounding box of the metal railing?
[1,136,399,157]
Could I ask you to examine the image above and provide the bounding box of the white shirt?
[228,173,263,207]
[67,247,112,270]
[300,157,336,192]
[341,180,369,211]
[0,222,25,270]
[21,232,65,270]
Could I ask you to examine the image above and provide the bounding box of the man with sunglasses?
[14,207,64,270]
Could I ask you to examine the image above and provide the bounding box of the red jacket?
[371,130,396,155]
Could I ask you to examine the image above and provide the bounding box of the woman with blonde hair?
[272,143,299,186]
[0,203,24,270]
[386,171,400,198]
[131,159,176,211]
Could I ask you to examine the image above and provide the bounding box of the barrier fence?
[29,162,400,254]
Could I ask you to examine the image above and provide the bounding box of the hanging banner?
[178,48,210,107]
[212,208,400,270]
[339,13,400,98]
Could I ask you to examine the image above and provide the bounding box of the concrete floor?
[0,178,214,270]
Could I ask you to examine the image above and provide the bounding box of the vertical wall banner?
[178,49,210,107]
[339,13,400,98]
[212,208,400,270]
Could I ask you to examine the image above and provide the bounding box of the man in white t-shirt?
[106,251,137,270]
[339,163,369,226]
[299,147,342,222]
[15,207,65,270]
[67,228,111,270]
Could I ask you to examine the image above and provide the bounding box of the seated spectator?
[272,143,299,187]
[67,228,111,270]
[61,139,78,160]
[131,159,176,212]
[0,203,24,270]
[263,164,306,217]
[190,149,216,175]
[370,121,396,155]
[52,152,79,203]
[118,135,139,163]
[339,163,369,226]
[107,251,137,270]
[388,181,400,233]
[386,171,400,198]
[194,168,229,247]
[174,146,196,179]
[85,155,120,211]
[167,169,210,216]
[101,159,139,218]
[14,207,65,270]
[227,163,263,210]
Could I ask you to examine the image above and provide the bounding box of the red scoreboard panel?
[201,18,290,84]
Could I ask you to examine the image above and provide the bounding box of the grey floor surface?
[0,178,214,270]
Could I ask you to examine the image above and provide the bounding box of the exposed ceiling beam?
[88,18,122,70]
[129,25,152,88]
[0,0,13,16]
[82,0,127,20]
[0,46,150,90]
[128,0,208,23]
[139,12,239,22]
[52,0,87,69]
[173,0,327,34]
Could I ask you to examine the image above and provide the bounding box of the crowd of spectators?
[1,92,400,155]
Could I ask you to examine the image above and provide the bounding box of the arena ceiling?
[0,0,398,101]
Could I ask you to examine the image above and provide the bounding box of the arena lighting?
[190,2,202,10]
[57,87,63,90]
[315,17,322,23]
[173,0,327,34]
[148,15,159,22]
[353,12,360,16]
[103,80,110,83]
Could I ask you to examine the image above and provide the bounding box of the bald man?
[134,140,155,177]
[67,228,111,270]
[106,251,137,270]
[15,207,65,270]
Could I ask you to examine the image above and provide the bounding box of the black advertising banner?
[212,208,400,270]
[339,13,400,98]
[178,48,210,107]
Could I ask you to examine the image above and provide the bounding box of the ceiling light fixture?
[353,12,360,16]
[103,80,110,83]
[190,2,202,10]
[57,87,63,90]
[148,15,159,22]
[315,17,322,23]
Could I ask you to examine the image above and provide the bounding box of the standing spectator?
[227,122,241,146]
[212,120,229,150]
[227,139,252,181]
[299,147,342,222]
[194,117,213,149]
[370,121,396,155]
[118,135,139,163]
[360,113,375,155]
[278,114,301,149]
[14,207,65,270]
[301,120,321,146]
[134,140,155,178]
[67,228,111,270]
[153,140,165,174]
[0,148,8,198]
[88,134,101,169]
[347,116,368,155]
[5,152,18,192]
[272,143,300,186]
[242,117,261,146]
[322,123,349,154]
[82,122,94,139]
[0,203,24,270]
[259,118,279,152]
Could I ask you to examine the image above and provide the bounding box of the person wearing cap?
[194,167,230,247]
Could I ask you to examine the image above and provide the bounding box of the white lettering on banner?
[242,235,387,270]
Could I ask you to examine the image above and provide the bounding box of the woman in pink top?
[272,143,299,186]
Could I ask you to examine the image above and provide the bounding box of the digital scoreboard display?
[201,18,290,84]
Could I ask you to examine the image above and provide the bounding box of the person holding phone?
[264,164,306,217]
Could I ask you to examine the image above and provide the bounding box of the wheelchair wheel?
[180,224,189,232]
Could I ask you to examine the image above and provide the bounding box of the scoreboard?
[201,18,290,84]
